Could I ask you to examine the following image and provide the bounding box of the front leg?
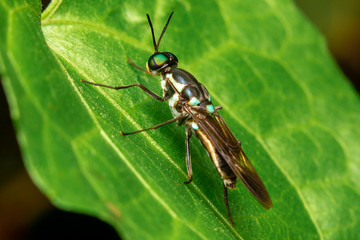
[127,58,150,75]
[81,79,166,102]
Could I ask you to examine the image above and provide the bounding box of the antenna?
[146,11,174,53]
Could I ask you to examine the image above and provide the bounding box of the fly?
[81,12,273,224]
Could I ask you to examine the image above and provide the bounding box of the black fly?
[81,12,272,224]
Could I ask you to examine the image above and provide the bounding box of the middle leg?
[120,115,188,136]
[184,126,193,184]
[223,183,234,225]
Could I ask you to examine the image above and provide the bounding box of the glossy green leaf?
[1,0,360,239]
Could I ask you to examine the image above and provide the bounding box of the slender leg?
[120,115,187,135]
[81,79,165,102]
[223,183,234,225]
[184,127,193,184]
[127,58,150,75]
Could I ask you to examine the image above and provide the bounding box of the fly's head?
[146,52,178,75]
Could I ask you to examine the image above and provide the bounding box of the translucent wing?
[192,111,273,209]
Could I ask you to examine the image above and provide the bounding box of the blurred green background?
[0,0,358,239]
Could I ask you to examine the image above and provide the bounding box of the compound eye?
[148,53,169,71]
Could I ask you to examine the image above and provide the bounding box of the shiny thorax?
[161,68,215,118]
[160,68,236,187]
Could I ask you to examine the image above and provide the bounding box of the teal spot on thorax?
[208,95,211,101]
[189,97,200,106]
[207,104,215,113]
[192,122,199,130]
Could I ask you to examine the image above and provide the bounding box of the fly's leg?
[81,79,165,102]
[223,183,234,225]
[127,58,150,75]
[184,126,193,184]
[215,106,222,111]
[120,115,188,135]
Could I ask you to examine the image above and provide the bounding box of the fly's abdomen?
[189,120,237,188]
[212,150,237,189]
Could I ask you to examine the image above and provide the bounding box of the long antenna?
[146,11,174,53]
[146,14,157,52]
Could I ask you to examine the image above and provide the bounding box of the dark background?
[0,0,359,239]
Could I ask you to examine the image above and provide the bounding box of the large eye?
[148,53,169,71]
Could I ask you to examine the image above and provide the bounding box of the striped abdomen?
[188,119,237,188]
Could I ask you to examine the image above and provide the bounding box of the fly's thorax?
[180,79,215,115]
[163,68,199,95]
[163,68,216,116]
[168,93,182,118]
[161,78,166,91]
[164,72,187,94]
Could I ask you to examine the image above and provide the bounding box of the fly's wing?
[193,111,273,209]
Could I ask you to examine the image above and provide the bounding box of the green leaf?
[1,0,359,239]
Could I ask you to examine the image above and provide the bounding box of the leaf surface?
[1,0,359,239]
